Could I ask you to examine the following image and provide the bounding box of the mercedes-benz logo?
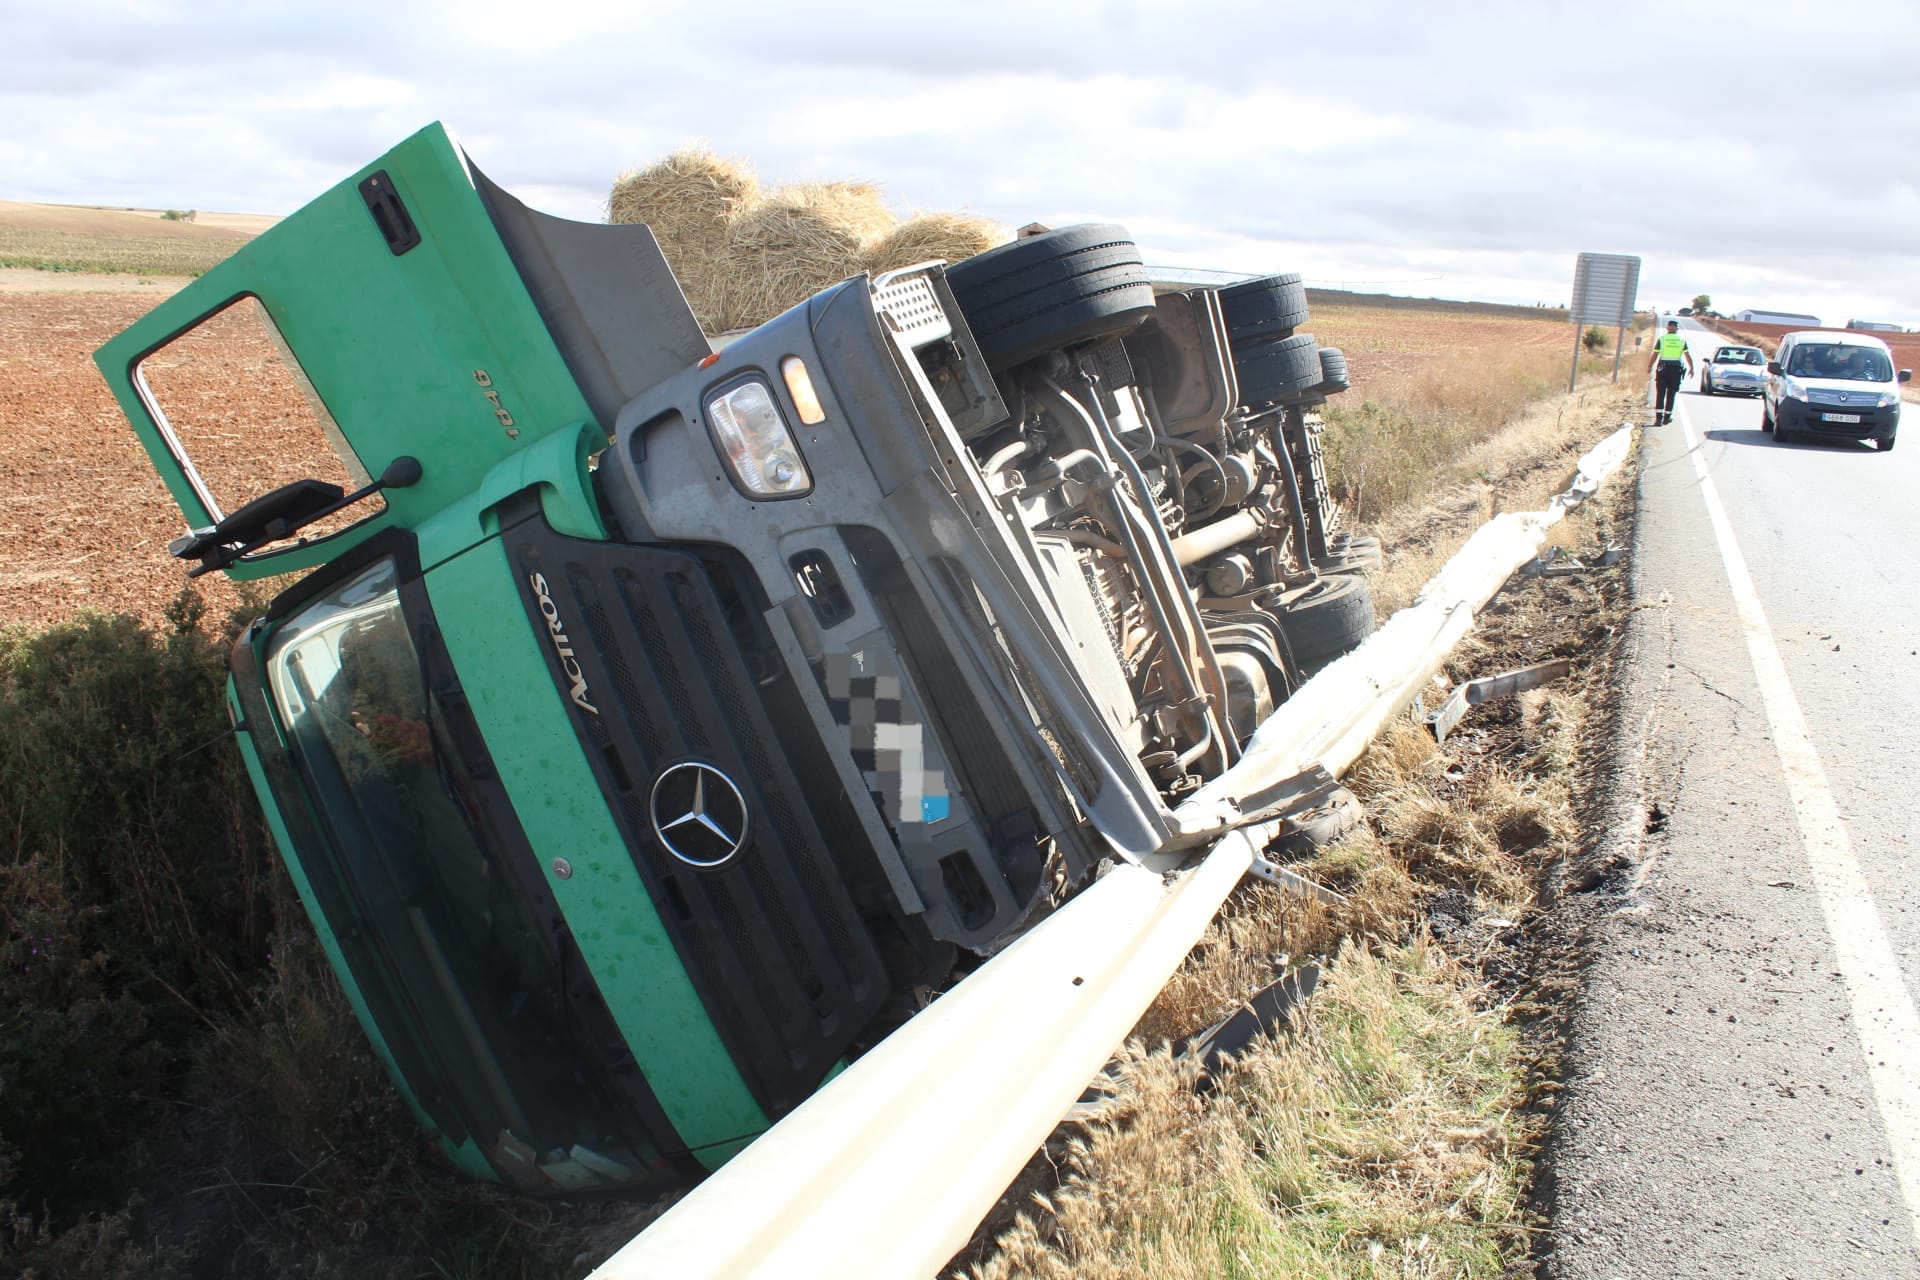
[649,762,749,868]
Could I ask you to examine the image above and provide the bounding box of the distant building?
[1846,319,1903,332]
[1734,308,1822,326]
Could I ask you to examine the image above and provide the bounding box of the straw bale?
[607,147,759,331]
[781,181,897,243]
[864,211,1007,275]
[725,181,899,329]
[605,150,1004,333]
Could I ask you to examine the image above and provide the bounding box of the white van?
[1763,331,1910,451]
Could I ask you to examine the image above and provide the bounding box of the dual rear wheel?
[947,228,1379,676]
[943,224,1158,372]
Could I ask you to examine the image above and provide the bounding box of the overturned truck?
[96,124,1377,1195]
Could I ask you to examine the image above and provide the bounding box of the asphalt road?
[1544,319,1920,1278]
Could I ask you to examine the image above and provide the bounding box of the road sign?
[1569,252,1642,390]
[1571,253,1641,327]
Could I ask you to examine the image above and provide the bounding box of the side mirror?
[1766,361,1782,375]
[1900,369,1912,384]
[166,455,423,577]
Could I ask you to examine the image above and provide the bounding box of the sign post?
[1568,252,1642,392]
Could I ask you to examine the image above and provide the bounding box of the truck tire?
[1219,272,1309,344]
[1276,573,1375,677]
[1317,347,1350,395]
[1234,333,1321,406]
[944,224,1158,371]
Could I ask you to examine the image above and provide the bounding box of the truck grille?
[506,516,891,1117]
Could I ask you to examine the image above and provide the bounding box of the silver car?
[1700,344,1766,396]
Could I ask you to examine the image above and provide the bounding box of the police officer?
[1647,319,1693,425]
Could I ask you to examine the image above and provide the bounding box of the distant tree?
[1692,293,1711,315]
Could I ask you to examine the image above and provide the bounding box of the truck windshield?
[263,559,659,1187]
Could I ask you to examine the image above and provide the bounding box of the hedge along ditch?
[0,592,275,1217]
[0,594,622,1279]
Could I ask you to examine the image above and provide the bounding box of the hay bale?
[725,181,899,329]
[782,181,897,243]
[607,149,1006,333]
[607,147,759,331]
[864,212,1007,275]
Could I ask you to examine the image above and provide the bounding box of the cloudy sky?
[7,0,1919,325]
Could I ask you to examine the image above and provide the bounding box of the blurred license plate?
[1822,412,1862,423]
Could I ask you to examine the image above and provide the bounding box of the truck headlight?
[1782,377,1810,402]
[1874,391,1901,408]
[706,379,811,497]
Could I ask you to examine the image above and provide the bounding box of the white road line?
[1677,403,1920,1250]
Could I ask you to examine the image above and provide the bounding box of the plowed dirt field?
[0,285,1579,633]
[0,292,251,629]
[1309,303,1578,387]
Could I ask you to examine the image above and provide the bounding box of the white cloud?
[5,0,1919,324]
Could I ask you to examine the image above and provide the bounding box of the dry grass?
[1319,346,1624,527]
[969,941,1529,1280]
[0,266,183,295]
[1360,380,1643,615]
[1133,883,1337,1053]
[968,608,1604,1276]
[1341,701,1580,922]
[1306,303,1648,537]
[0,225,248,279]
[0,202,259,279]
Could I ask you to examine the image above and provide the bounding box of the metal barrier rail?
[1175,424,1635,840]
[594,424,1636,1280]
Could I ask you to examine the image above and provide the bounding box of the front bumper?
[1776,396,1899,440]
[1706,371,1763,395]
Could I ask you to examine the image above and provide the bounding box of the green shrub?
[0,595,273,1215]
[0,597,623,1274]
[1582,325,1609,352]
[0,1202,190,1280]
[0,860,170,1211]
[0,595,273,990]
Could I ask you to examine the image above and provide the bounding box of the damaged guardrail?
[591,423,1636,1280]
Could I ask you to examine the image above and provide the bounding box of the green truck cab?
[97,123,1372,1194]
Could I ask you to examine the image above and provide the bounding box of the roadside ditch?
[948,381,1645,1278]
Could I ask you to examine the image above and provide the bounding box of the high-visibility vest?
[1657,333,1688,360]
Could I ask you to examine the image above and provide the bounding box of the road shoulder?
[1535,413,1915,1278]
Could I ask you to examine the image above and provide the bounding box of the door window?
[135,295,383,537]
